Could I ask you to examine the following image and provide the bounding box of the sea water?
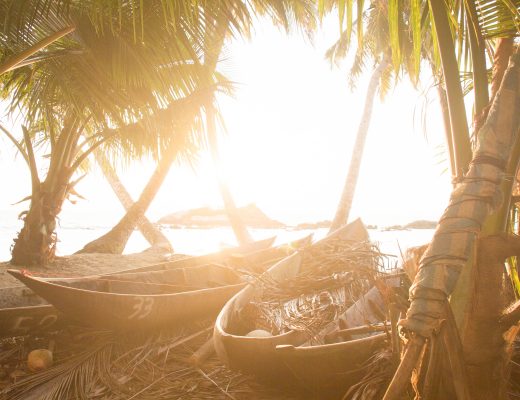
[0,221,435,264]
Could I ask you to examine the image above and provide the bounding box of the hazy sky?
[0,18,452,229]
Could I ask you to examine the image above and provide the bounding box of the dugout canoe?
[0,285,65,338]
[8,263,246,331]
[213,219,374,386]
[128,236,278,273]
[4,235,312,337]
[4,235,311,331]
[0,236,307,336]
[273,279,400,396]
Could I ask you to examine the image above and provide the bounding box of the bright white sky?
[0,17,452,230]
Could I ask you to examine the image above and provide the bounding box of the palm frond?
[476,0,520,38]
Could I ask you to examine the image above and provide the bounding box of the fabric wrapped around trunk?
[400,50,520,338]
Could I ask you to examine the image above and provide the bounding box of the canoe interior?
[214,219,373,382]
[128,236,277,274]
[221,252,305,336]
[272,282,399,395]
[40,264,242,295]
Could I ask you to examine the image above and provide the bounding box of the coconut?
[245,329,272,338]
[27,349,53,372]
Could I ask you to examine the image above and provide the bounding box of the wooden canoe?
[4,235,312,332]
[128,236,278,273]
[213,219,373,386]
[8,263,246,331]
[0,237,281,337]
[274,279,400,396]
[0,285,65,338]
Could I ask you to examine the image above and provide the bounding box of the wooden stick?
[324,323,387,342]
[156,326,212,356]
[188,338,215,367]
[382,335,426,400]
[443,304,471,400]
[389,304,401,366]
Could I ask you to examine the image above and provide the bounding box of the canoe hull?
[0,286,66,338]
[213,219,373,387]
[276,333,388,395]
[0,238,285,336]
[8,266,246,331]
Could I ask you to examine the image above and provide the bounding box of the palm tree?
[325,0,520,398]
[324,1,398,232]
[328,58,388,233]
[74,89,215,255]
[94,151,172,251]
[203,11,254,247]
[0,0,220,265]
[76,0,317,254]
[76,138,183,254]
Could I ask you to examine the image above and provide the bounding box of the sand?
[0,246,177,288]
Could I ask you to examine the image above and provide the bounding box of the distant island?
[158,204,285,228]
[383,220,437,230]
[158,208,437,231]
[294,220,331,230]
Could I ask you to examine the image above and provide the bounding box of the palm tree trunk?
[204,15,253,246]
[466,0,489,118]
[428,0,472,178]
[386,48,520,400]
[207,108,253,246]
[328,58,388,233]
[491,38,515,100]
[11,123,78,265]
[474,37,514,134]
[11,187,54,266]
[11,166,74,265]
[458,43,519,400]
[76,146,177,254]
[436,82,456,178]
[94,152,172,251]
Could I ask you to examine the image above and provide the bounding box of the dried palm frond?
[242,239,393,336]
[342,348,396,400]
[0,319,300,400]
[2,330,115,400]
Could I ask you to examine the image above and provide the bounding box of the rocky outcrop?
[158,204,285,229]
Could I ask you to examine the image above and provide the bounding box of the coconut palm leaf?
[476,0,520,38]
[0,4,221,161]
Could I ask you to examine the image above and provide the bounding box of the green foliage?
[477,0,520,38]
[325,0,519,93]
[0,0,317,167]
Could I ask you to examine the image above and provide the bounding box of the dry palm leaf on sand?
[0,320,301,400]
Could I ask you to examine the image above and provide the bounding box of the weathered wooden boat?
[0,285,65,338]
[3,235,311,333]
[273,279,400,396]
[213,219,381,390]
[127,235,313,275]
[128,236,278,273]
[8,263,246,331]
